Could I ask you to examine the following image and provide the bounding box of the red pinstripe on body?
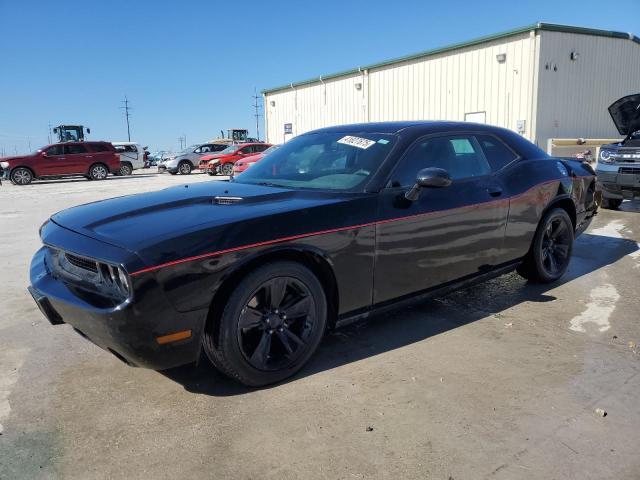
[130,175,593,276]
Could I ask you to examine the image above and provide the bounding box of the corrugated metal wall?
[535,32,640,149]
[264,32,538,144]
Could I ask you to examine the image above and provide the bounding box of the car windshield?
[233,132,397,191]
[220,145,239,154]
[181,145,198,154]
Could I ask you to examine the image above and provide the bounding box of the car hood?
[1,155,30,163]
[608,94,640,136]
[49,181,344,254]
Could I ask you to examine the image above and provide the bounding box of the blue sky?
[1,0,638,154]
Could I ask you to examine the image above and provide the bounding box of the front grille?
[619,167,640,174]
[65,253,98,273]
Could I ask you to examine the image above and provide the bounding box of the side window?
[65,144,88,154]
[193,146,203,153]
[93,144,110,152]
[391,135,491,186]
[255,144,269,153]
[212,144,226,152]
[476,135,518,171]
[129,145,138,153]
[45,145,64,156]
[241,146,254,154]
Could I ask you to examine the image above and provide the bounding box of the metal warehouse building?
[263,23,640,149]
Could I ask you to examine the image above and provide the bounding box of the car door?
[39,144,72,175]
[373,133,509,304]
[63,143,91,173]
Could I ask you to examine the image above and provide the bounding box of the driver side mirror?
[41,151,49,158]
[404,167,452,201]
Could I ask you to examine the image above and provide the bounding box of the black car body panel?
[29,122,598,370]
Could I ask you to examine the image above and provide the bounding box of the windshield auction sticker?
[337,136,376,149]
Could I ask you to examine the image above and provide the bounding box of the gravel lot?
[1,170,639,479]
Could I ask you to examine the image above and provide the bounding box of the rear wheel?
[178,161,192,175]
[89,163,109,180]
[517,208,574,283]
[119,163,133,176]
[10,167,33,185]
[602,197,623,210]
[203,261,327,387]
[220,163,234,176]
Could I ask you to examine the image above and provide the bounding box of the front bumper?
[29,246,207,370]
[596,164,640,199]
[158,164,179,174]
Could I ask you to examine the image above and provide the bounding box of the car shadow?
[160,230,639,396]
[620,199,640,213]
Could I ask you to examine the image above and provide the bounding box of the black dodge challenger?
[29,122,598,386]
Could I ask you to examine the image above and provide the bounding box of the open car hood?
[608,94,640,136]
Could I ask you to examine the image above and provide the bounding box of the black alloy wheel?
[237,276,316,371]
[203,261,327,387]
[517,208,574,283]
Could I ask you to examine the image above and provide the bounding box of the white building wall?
[265,32,538,144]
[535,31,640,149]
[367,31,537,142]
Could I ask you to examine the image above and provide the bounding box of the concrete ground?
[1,170,639,480]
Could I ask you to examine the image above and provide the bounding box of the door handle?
[487,186,503,197]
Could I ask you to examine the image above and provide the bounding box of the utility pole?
[252,88,262,141]
[178,136,186,150]
[121,96,132,141]
[48,122,52,144]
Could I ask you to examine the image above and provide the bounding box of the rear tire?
[89,163,109,180]
[517,208,574,283]
[178,161,192,175]
[602,197,622,210]
[119,163,133,176]
[203,261,327,387]
[10,167,33,185]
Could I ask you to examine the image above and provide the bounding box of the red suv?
[198,143,272,176]
[0,142,120,185]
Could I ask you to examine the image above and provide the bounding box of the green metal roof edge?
[262,22,639,95]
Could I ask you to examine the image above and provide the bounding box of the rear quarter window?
[476,135,519,171]
[89,143,112,152]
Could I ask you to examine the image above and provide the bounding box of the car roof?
[308,121,513,135]
[112,141,139,145]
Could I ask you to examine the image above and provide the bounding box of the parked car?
[28,122,598,386]
[595,93,640,209]
[232,144,281,175]
[158,143,228,175]
[198,143,272,176]
[146,151,172,167]
[1,141,120,185]
[113,142,146,175]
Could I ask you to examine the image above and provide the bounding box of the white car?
[113,142,146,175]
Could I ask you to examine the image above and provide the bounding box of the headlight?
[599,149,614,163]
[0,161,9,169]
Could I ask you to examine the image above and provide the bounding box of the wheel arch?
[542,194,577,231]
[204,246,340,348]
[9,165,36,178]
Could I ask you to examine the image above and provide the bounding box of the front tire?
[203,261,327,387]
[89,163,109,180]
[602,197,622,210]
[220,163,234,176]
[10,167,33,185]
[178,161,192,175]
[517,208,574,283]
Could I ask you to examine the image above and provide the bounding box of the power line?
[252,88,263,141]
[121,96,132,141]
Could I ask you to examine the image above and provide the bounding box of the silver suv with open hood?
[596,94,640,209]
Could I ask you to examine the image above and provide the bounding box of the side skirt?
[334,260,521,329]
